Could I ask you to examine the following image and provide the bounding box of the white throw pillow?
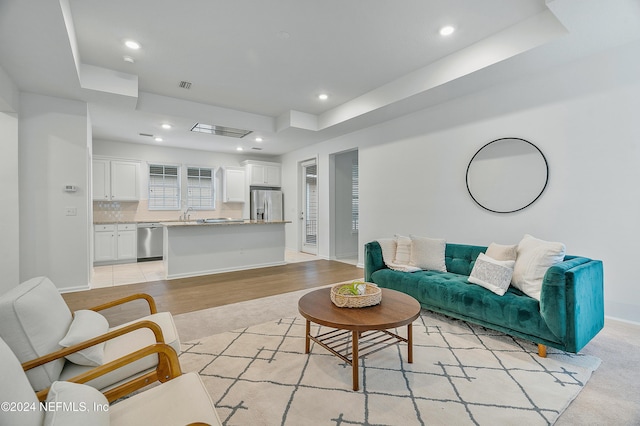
[409,235,447,271]
[44,381,109,426]
[512,234,566,300]
[58,310,109,367]
[394,235,412,265]
[485,243,517,261]
[468,253,515,296]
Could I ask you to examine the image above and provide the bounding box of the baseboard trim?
[166,261,287,280]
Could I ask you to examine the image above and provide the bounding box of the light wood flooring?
[63,259,363,325]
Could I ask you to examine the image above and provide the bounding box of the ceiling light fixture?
[123,56,135,63]
[125,40,141,50]
[255,137,263,142]
[154,137,163,142]
[439,26,455,36]
[236,146,243,151]
[161,123,172,130]
[318,93,329,101]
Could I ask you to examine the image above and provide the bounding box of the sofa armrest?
[364,241,387,282]
[540,258,604,352]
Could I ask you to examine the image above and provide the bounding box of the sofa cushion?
[59,310,109,367]
[486,243,517,261]
[468,253,515,296]
[0,277,72,391]
[371,268,560,344]
[409,235,446,271]
[512,234,566,300]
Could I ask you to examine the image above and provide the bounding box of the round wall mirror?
[466,138,548,213]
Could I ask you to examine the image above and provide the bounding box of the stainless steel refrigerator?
[250,189,283,221]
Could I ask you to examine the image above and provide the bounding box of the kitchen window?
[187,167,215,209]
[148,164,180,210]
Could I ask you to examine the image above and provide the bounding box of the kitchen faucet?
[181,206,194,221]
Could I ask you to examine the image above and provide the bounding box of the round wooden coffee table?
[298,287,421,391]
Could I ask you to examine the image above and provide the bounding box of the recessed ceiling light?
[439,26,455,36]
[318,93,329,101]
[236,146,243,151]
[125,40,141,50]
[154,137,163,142]
[161,123,172,130]
[255,137,263,142]
[123,56,135,63]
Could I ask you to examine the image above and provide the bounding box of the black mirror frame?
[465,137,549,214]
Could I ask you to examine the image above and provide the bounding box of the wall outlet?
[65,207,77,216]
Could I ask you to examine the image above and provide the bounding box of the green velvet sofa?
[364,241,604,355]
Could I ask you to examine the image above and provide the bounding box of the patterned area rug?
[179,310,600,426]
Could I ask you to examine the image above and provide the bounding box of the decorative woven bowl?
[330,283,382,308]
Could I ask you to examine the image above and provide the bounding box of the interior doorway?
[300,158,318,255]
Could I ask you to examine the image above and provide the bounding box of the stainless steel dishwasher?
[137,222,164,261]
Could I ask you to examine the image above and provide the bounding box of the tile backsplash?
[93,200,244,223]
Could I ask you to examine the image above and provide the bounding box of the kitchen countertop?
[162,220,291,227]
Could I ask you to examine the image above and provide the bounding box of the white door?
[300,159,318,255]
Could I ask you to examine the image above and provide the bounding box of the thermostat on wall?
[64,185,78,192]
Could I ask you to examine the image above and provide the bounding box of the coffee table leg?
[407,323,413,363]
[352,330,359,391]
[305,320,310,354]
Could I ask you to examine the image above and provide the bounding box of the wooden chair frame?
[20,291,170,403]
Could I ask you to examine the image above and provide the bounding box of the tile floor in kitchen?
[91,250,323,288]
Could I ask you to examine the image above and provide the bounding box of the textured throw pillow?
[58,310,109,367]
[409,235,447,271]
[394,235,412,265]
[44,381,109,426]
[512,234,566,300]
[486,243,518,261]
[468,253,515,296]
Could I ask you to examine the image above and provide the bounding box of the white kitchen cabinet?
[93,158,140,201]
[94,223,137,264]
[242,160,281,187]
[223,167,246,203]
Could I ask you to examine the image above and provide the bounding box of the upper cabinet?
[222,167,246,203]
[93,158,140,201]
[242,160,281,187]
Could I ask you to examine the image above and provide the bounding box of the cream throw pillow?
[394,235,412,265]
[512,234,566,300]
[469,253,515,296]
[44,381,109,426]
[409,235,446,271]
[58,310,109,367]
[486,243,517,261]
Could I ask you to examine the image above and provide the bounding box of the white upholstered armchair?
[0,336,221,425]
[0,276,180,402]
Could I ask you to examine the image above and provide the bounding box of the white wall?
[282,40,640,323]
[19,93,91,291]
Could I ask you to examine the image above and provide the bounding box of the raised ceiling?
[0,0,639,155]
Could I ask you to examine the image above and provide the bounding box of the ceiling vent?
[191,123,252,139]
[178,81,192,89]
[139,133,154,137]
[251,147,263,150]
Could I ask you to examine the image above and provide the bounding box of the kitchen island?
[161,220,290,279]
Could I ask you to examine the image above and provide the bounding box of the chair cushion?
[0,276,72,391]
[58,312,180,391]
[58,310,109,366]
[108,372,222,426]
[0,337,44,426]
[44,381,109,426]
